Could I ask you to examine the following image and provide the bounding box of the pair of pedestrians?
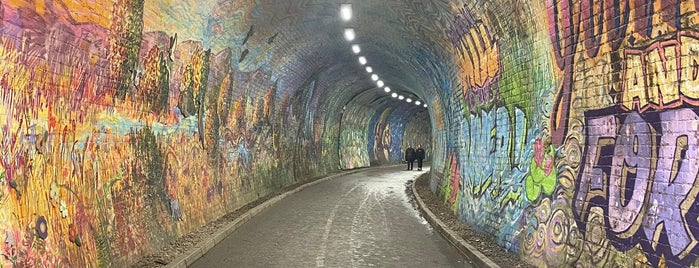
[404,144,425,171]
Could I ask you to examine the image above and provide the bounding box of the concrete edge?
[165,165,400,268]
[411,178,502,268]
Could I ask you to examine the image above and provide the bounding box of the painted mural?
[367,103,430,166]
[0,0,360,266]
[431,0,699,267]
[339,103,372,170]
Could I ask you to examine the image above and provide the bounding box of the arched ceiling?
[143,0,460,116]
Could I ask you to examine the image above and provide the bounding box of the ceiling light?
[377,80,384,87]
[424,104,427,108]
[365,66,373,73]
[352,44,360,54]
[384,87,391,92]
[358,56,366,65]
[340,4,352,21]
[406,98,412,103]
[371,74,378,81]
[415,101,421,105]
[344,28,355,41]
[398,95,404,100]
[392,93,398,98]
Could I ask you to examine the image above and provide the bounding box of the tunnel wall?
[430,0,699,267]
[0,1,385,266]
[339,94,428,169]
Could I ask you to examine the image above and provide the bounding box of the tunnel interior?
[2,0,699,267]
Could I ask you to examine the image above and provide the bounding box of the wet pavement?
[191,165,473,268]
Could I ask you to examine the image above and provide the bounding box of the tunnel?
[1,0,699,267]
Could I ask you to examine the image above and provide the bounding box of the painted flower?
[544,156,554,176]
[35,216,48,240]
[68,223,81,247]
[50,182,59,205]
[59,200,68,218]
[525,141,557,204]
[533,138,543,167]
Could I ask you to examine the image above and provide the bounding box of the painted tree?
[107,0,145,101]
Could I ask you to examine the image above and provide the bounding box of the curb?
[166,165,400,268]
[411,178,501,268]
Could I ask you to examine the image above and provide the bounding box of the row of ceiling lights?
[340,4,427,108]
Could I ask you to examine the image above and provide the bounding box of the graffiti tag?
[575,107,699,266]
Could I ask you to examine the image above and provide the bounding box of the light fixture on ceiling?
[415,101,421,105]
[365,66,373,73]
[398,95,405,100]
[384,87,391,92]
[358,56,367,65]
[352,44,360,54]
[344,28,355,41]
[392,93,398,98]
[406,98,412,103]
[340,4,352,21]
[377,80,384,87]
[371,74,378,81]
[424,104,427,108]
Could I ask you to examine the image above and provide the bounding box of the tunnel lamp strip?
[352,44,360,54]
[339,5,426,109]
[344,28,355,41]
[340,4,352,21]
[358,56,367,65]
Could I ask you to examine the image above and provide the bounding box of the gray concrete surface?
[190,166,473,268]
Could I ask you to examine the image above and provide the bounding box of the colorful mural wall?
[338,91,426,169]
[431,0,699,267]
[0,0,425,266]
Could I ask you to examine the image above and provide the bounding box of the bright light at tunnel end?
[340,4,352,21]
[344,28,355,41]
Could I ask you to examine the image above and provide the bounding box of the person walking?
[415,144,425,171]
[405,144,415,170]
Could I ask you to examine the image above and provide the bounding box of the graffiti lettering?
[545,0,697,145]
[448,4,501,114]
[621,32,699,111]
[574,108,699,266]
[459,106,526,208]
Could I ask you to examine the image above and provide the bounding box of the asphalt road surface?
[191,165,472,268]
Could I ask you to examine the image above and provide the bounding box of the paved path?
[191,165,472,268]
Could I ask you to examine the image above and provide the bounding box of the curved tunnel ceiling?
[143,0,453,114]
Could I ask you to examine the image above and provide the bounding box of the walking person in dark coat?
[405,144,415,170]
[415,144,425,171]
